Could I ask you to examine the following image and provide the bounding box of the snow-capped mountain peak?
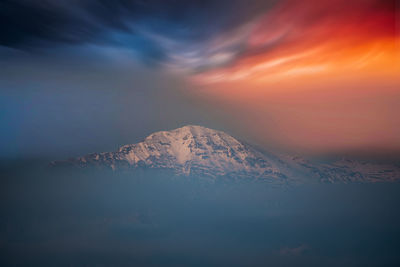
[52,125,400,183]
[56,125,283,179]
[119,125,271,173]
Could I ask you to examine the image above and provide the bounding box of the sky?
[0,0,399,160]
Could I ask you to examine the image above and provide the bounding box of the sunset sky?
[0,0,399,159]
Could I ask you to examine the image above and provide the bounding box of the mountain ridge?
[51,125,400,184]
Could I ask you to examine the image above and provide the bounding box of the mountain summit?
[52,125,400,184]
[55,125,287,181]
[117,125,281,178]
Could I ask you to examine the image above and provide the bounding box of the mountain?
[51,125,400,184]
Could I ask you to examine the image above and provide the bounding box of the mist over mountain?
[52,125,400,184]
[2,156,400,266]
[1,125,399,266]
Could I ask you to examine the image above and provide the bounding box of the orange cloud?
[192,0,398,85]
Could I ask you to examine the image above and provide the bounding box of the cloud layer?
[0,0,275,64]
[1,0,397,75]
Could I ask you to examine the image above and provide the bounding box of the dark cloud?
[0,0,277,63]
[0,0,99,47]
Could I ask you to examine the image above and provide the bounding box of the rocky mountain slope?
[52,125,400,184]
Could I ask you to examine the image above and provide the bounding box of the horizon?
[1,123,399,163]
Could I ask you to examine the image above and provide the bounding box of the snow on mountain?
[280,156,400,184]
[52,125,400,184]
[54,125,287,181]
